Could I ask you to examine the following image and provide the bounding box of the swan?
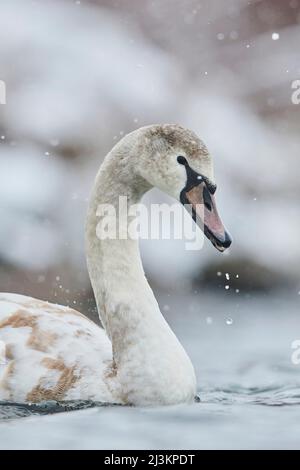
[0,124,231,406]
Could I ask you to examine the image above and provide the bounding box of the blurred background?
[0,0,299,322]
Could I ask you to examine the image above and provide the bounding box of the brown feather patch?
[26,358,80,402]
[0,310,58,353]
[0,361,16,400]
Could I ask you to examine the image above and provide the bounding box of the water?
[1,292,300,449]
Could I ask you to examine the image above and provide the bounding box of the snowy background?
[0,0,299,315]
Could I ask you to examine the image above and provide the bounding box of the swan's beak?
[181,183,232,252]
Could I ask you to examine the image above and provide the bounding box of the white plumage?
[0,124,230,405]
[0,293,113,403]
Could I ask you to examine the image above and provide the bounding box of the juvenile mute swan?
[0,124,231,406]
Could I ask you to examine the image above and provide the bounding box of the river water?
[1,292,300,449]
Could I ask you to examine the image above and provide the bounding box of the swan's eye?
[177,156,187,166]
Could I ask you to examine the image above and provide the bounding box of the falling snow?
[272,32,280,40]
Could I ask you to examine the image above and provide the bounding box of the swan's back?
[0,293,113,403]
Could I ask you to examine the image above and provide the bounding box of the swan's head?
[137,124,232,252]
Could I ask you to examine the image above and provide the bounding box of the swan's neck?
[86,140,196,404]
[86,148,154,352]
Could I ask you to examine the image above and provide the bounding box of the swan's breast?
[0,293,113,403]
